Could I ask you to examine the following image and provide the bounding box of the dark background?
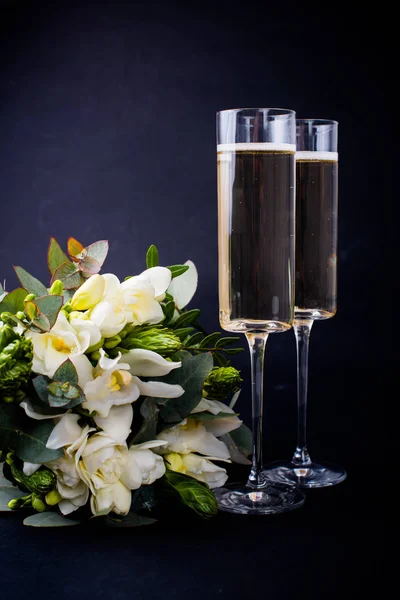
[0,1,390,599]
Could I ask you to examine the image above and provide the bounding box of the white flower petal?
[23,462,41,476]
[167,260,198,309]
[135,378,184,399]
[94,405,133,444]
[70,318,102,348]
[20,400,66,421]
[180,454,228,489]
[70,354,94,388]
[123,349,181,376]
[139,267,172,298]
[202,416,242,437]
[46,414,83,450]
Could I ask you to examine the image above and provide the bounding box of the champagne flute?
[263,119,347,488]
[214,108,305,514]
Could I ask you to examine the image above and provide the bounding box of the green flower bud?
[104,335,122,349]
[90,350,101,362]
[0,333,33,397]
[8,494,32,510]
[120,325,182,357]
[24,293,36,302]
[7,457,57,496]
[0,324,18,352]
[31,493,46,512]
[0,312,16,326]
[45,489,62,506]
[49,279,64,295]
[3,395,14,403]
[16,311,26,321]
[86,337,104,353]
[202,366,243,401]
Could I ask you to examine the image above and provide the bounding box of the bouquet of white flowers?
[0,237,251,527]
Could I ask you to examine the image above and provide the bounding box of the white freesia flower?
[165,452,228,489]
[191,398,242,437]
[89,274,127,338]
[167,260,198,310]
[45,414,95,515]
[156,418,230,460]
[120,266,171,325]
[77,349,184,418]
[69,316,102,348]
[70,274,105,311]
[76,432,167,516]
[25,312,92,378]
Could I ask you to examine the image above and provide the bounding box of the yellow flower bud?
[70,274,105,311]
[45,489,62,506]
[165,452,185,473]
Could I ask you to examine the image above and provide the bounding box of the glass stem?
[292,319,313,467]
[245,332,268,489]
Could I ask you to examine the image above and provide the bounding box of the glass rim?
[217,107,296,116]
[296,118,338,126]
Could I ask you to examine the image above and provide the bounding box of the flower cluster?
[0,238,248,527]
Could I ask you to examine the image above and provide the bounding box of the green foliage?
[219,423,253,465]
[161,300,175,324]
[163,470,218,519]
[28,295,63,332]
[51,261,84,290]
[32,359,85,409]
[47,237,70,275]
[171,309,200,329]
[23,512,81,527]
[0,288,27,314]
[106,512,157,528]
[0,404,63,463]
[202,366,243,401]
[13,267,48,297]
[167,265,190,279]
[7,454,56,495]
[159,352,213,424]
[0,331,33,398]
[130,397,159,444]
[146,244,159,269]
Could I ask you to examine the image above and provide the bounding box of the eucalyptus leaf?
[131,397,159,444]
[0,487,27,511]
[67,236,84,258]
[219,432,252,465]
[106,511,157,528]
[53,359,78,385]
[33,295,63,329]
[167,264,190,279]
[79,255,100,276]
[23,512,80,527]
[31,312,51,332]
[51,261,83,290]
[13,266,48,297]
[159,352,213,424]
[171,309,200,329]
[85,240,109,269]
[32,375,50,404]
[47,237,70,276]
[146,244,159,269]
[0,404,63,463]
[0,287,27,314]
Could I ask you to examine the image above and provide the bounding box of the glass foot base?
[214,482,305,515]
[263,461,347,489]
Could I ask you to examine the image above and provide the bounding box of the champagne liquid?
[295,155,338,320]
[218,145,295,333]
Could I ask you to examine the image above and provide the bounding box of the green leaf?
[130,484,157,513]
[229,389,241,409]
[213,352,229,367]
[53,359,78,385]
[222,348,244,355]
[85,240,109,269]
[0,404,63,463]
[13,266,48,297]
[23,512,81,527]
[0,282,4,296]
[67,236,85,258]
[163,470,218,519]
[146,244,159,269]
[199,332,221,348]
[130,397,159,444]
[184,332,204,347]
[47,237,70,276]
[0,487,27,512]
[230,423,253,457]
[193,411,239,421]
[172,309,201,329]
[173,327,195,341]
[0,287,27,314]
[32,375,50,404]
[159,352,213,423]
[216,336,242,348]
[219,432,251,465]
[31,313,51,332]
[167,265,190,279]
[51,261,83,290]
[23,391,68,418]
[161,301,175,324]
[106,511,157,528]
[32,295,63,330]
[78,256,101,277]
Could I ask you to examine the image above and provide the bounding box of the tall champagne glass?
[263,119,347,488]
[214,108,305,514]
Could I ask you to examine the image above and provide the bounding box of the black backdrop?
[0,2,390,599]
